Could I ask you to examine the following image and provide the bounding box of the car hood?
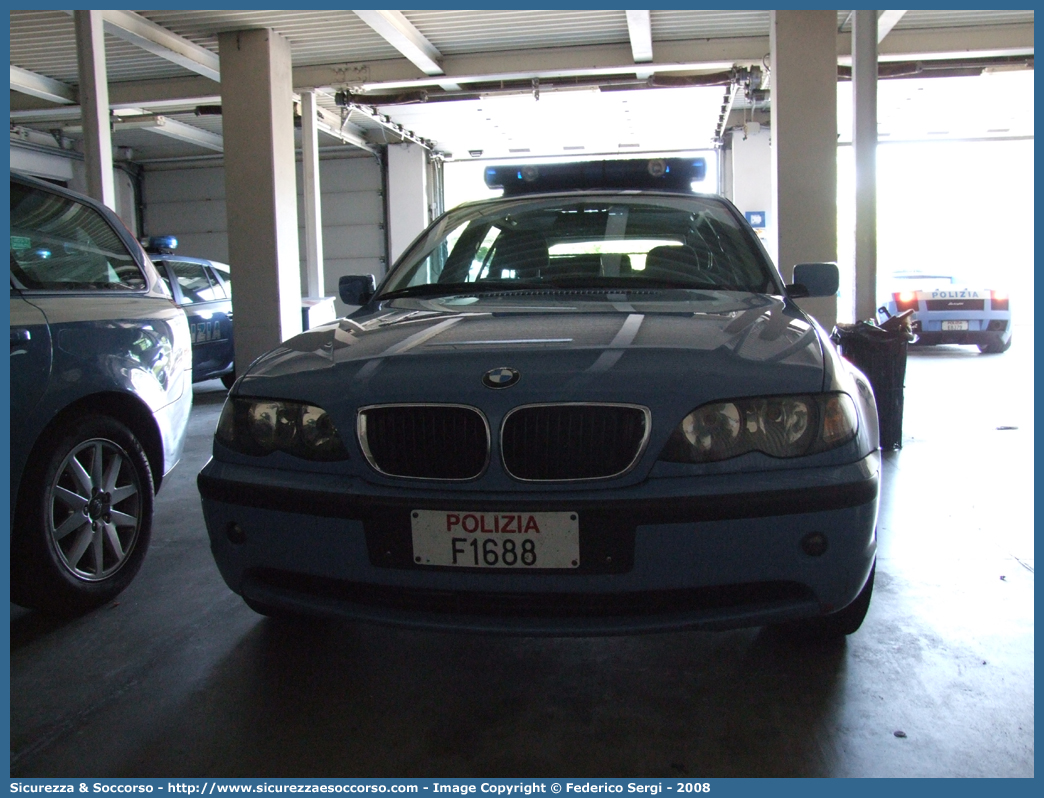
[240,292,827,407]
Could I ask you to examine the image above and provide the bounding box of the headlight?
[660,392,858,463]
[216,397,349,461]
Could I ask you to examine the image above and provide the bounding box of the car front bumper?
[912,329,1011,347]
[198,452,880,635]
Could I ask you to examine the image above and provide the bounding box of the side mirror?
[339,274,376,306]
[788,262,839,298]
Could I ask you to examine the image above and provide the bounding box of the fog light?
[226,522,246,544]
[801,532,828,557]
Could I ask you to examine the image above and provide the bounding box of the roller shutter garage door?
[143,152,386,317]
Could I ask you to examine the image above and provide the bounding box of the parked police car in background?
[145,237,236,387]
[882,271,1012,353]
[198,158,881,639]
[11,173,193,613]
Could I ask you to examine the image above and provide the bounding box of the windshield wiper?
[539,275,723,291]
[377,276,734,301]
[377,281,539,301]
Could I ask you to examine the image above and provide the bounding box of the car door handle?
[11,328,31,345]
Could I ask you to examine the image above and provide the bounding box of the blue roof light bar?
[484,158,707,195]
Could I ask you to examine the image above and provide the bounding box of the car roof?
[12,170,101,208]
[153,254,230,273]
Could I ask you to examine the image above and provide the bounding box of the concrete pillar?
[387,142,429,264]
[853,10,879,322]
[218,28,302,371]
[73,10,115,210]
[300,90,326,299]
[770,10,838,329]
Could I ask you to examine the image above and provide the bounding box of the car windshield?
[380,194,781,299]
[10,181,146,291]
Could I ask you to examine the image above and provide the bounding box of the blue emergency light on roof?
[484,158,707,195]
[143,235,178,254]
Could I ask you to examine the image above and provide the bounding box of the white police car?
[144,237,237,386]
[882,272,1012,353]
[11,173,193,613]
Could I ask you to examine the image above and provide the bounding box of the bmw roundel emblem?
[482,367,520,389]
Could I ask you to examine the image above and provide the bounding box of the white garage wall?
[142,152,386,315]
[309,156,387,311]
[142,164,229,261]
[11,144,140,237]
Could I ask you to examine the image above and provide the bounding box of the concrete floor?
[10,327,1034,778]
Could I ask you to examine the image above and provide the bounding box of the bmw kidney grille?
[501,404,651,481]
[358,405,490,480]
[358,403,650,482]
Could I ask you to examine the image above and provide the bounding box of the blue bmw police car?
[198,159,881,638]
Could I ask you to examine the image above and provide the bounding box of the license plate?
[411,510,580,569]
[942,320,969,331]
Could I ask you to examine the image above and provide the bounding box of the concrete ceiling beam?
[353,10,443,76]
[625,10,654,64]
[136,116,224,152]
[839,22,1034,63]
[300,25,1034,94]
[11,25,1032,118]
[316,40,751,94]
[62,10,221,82]
[352,10,461,92]
[10,65,77,104]
[106,75,221,109]
[59,114,224,152]
[877,10,908,44]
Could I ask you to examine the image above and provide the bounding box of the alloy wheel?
[47,437,143,581]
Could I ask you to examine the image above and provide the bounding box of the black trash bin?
[831,320,913,450]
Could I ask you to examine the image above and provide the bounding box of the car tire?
[778,562,875,640]
[220,370,237,390]
[978,335,1012,354]
[11,416,154,615]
